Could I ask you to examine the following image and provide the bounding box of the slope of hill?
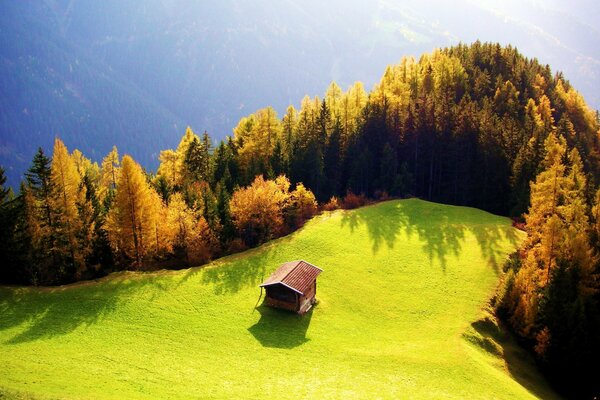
[0,199,559,399]
[2,0,599,189]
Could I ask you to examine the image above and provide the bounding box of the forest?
[1,41,599,397]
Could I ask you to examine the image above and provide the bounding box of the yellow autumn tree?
[156,127,200,189]
[157,149,179,189]
[230,175,290,246]
[187,216,218,265]
[281,105,297,161]
[166,193,197,259]
[71,149,99,181]
[107,154,160,268]
[234,107,282,177]
[100,146,120,196]
[50,138,90,276]
[325,81,343,120]
[165,192,218,265]
[510,133,596,338]
[591,188,600,241]
[291,183,317,220]
[340,81,367,145]
[283,182,318,228]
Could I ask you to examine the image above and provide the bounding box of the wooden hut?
[259,260,322,314]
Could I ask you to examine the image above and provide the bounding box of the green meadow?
[0,199,559,399]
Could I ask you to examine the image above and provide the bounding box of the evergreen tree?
[324,116,342,198]
[24,148,59,282]
[0,168,27,284]
[215,182,234,247]
[184,134,212,185]
[25,148,54,234]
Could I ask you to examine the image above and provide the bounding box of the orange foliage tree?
[230,175,289,246]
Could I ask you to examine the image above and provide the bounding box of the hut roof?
[259,260,322,295]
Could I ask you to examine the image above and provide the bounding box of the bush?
[322,196,340,211]
[341,191,368,209]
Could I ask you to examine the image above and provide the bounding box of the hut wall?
[298,282,316,314]
[265,285,299,311]
[265,296,298,311]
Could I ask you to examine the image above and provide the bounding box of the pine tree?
[0,167,27,284]
[215,182,234,247]
[324,116,342,198]
[0,166,11,204]
[23,148,59,281]
[183,134,211,185]
[25,148,54,233]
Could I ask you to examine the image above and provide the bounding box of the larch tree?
[508,133,568,336]
[100,146,120,195]
[235,107,282,181]
[71,149,99,183]
[50,138,90,278]
[166,192,215,265]
[281,105,297,168]
[157,149,179,190]
[108,155,160,268]
[325,81,343,120]
[157,127,201,190]
[591,188,600,244]
[509,133,597,343]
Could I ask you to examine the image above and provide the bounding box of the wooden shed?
[259,260,322,314]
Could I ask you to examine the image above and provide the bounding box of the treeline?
[495,133,600,397]
[2,41,599,284]
[0,135,319,285]
[228,41,600,216]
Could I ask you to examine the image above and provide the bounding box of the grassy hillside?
[0,199,559,399]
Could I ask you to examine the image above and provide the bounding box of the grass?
[0,199,560,399]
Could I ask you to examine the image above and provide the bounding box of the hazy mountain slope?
[1,0,598,188]
[0,2,184,185]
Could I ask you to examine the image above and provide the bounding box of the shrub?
[341,191,368,209]
[322,196,340,211]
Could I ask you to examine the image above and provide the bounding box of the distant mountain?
[1,0,598,188]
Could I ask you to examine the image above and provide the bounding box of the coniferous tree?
[215,182,234,247]
[324,116,342,198]
[184,134,211,185]
[50,138,90,280]
[0,167,27,283]
[23,148,59,282]
[107,155,160,268]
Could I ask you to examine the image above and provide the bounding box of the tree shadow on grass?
[468,315,560,400]
[341,199,519,273]
[247,305,313,349]
[198,237,307,295]
[201,253,270,295]
[0,273,170,344]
